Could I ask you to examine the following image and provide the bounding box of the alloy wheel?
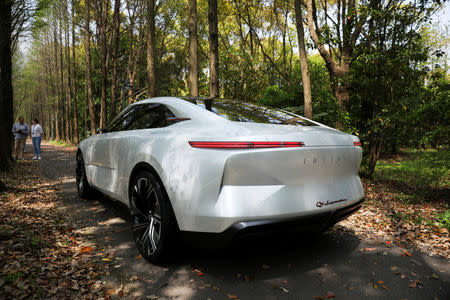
[130,177,162,256]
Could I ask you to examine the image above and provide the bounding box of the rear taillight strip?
[353,141,362,147]
[189,141,305,149]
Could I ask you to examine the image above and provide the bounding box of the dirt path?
[38,141,450,299]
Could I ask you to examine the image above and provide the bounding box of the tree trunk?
[332,82,350,112]
[306,0,354,113]
[368,138,382,179]
[208,0,219,98]
[53,21,60,140]
[294,0,312,119]
[146,0,157,97]
[84,79,88,138]
[72,0,79,144]
[188,0,198,97]
[65,0,72,143]
[0,0,13,171]
[85,0,96,135]
[97,0,109,130]
[59,18,67,141]
[110,0,120,120]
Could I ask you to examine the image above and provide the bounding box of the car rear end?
[164,99,364,244]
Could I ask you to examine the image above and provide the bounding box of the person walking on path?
[31,119,43,160]
[12,116,29,160]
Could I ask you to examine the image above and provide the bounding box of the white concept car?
[76,97,364,262]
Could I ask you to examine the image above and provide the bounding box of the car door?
[95,103,176,202]
[88,105,142,194]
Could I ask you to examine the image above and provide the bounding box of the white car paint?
[78,97,364,233]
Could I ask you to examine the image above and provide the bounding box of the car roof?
[132,97,326,127]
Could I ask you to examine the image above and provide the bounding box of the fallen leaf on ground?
[325,292,336,298]
[79,246,93,253]
[409,280,421,288]
[227,294,238,299]
[401,251,413,257]
[411,272,420,277]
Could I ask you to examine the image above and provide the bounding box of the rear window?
[194,99,317,126]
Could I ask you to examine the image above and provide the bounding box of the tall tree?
[0,0,13,174]
[84,0,96,135]
[188,0,198,96]
[126,0,145,104]
[58,16,66,141]
[94,0,110,130]
[305,0,366,112]
[110,0,120,119]
[208,0,219,98]
[146,0,157,97]
[71,0,79,144]
[294,0,312,119]
[52,19,61,140]
[64,0,73,142]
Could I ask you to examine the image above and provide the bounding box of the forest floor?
[0,142,449,299]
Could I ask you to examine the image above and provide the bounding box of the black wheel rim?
[131,177,162,256]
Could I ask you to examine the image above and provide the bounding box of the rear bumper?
[180,198,364,247]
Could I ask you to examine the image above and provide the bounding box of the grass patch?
[47,140,74,148]
[375,149,450,189]
[371,149,450,231]
[47,139,74,147]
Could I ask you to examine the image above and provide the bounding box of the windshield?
[195,99,318,126]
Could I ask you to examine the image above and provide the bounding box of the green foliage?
[259,85,294,107]
[375,149,450,189]
[435,209,450,230]
[345,2,444,176]
[220,48,270,101]
[256,55,342,126]
[412,69,450,147]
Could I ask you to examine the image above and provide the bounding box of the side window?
[126,104,175,131]
[106,105,143,132]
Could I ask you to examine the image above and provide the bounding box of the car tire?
[129,170,177,264]
[75,152,97,199]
